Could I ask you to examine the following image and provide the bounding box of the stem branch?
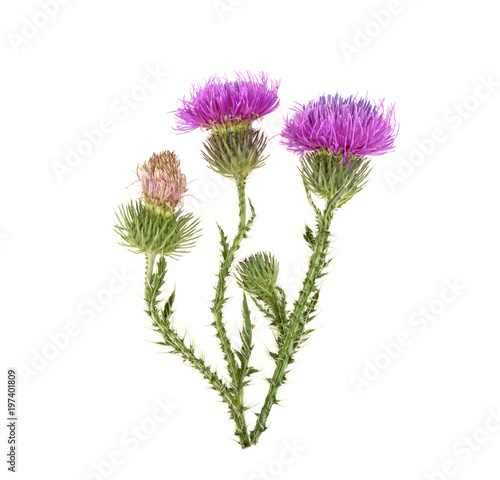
[145,254,251,447]
[210,178,253,446]
[250,198,336,444]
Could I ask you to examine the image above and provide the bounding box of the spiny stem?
[236,177,247,236]
[250,199,336,444]
[150,302,251,447]
[145,254,251,448]
[211,177,252,446]
[212,179,247,376]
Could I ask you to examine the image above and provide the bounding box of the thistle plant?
[114,74,397,448]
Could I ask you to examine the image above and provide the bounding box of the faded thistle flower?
[174,71,280,133]
[115,151,199,258]
[137,151,187,213]
[174,72,280,181]
[281,94,397,203]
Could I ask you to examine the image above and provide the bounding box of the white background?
[1,1,500,479]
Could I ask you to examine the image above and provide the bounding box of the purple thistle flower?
[174,71,280,133]
[137,151,187,211]
[280,94,398,165]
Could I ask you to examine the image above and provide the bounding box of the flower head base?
[281,94,397,166]
[202,124,268,180]
[137,151,187,213]
[115,201,200,258]
[301,151,371,206]
[174,72,280,133]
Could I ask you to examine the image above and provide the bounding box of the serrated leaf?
[162,289,176,322]
[217,224,230,258]
[303,225,316,249]
[234,294,257,387]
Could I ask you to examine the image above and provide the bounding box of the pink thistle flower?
[174,71,280,133]
[281,94,398,165]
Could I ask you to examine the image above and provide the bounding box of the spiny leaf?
[303,225,316,249]
[235,294,257,387]
[246,198,256,230]
[217,224,230,258]
[161,289,176,323]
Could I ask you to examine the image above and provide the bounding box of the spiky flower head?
[236,252,279,297]
[174,71,280,133]
[281,94,397,166]
[137,151,187,213]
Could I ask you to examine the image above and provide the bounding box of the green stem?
[236,177,247,238]
[210,178,252,446]
[212,191,241,376]
[250,199,336,444]
[145,254,251,448]
[211,179,248,377]
[145,252,157,297]
[150,303,251,447]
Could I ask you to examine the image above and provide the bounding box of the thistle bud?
[236,252,279,296]
[115,151,200,258]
